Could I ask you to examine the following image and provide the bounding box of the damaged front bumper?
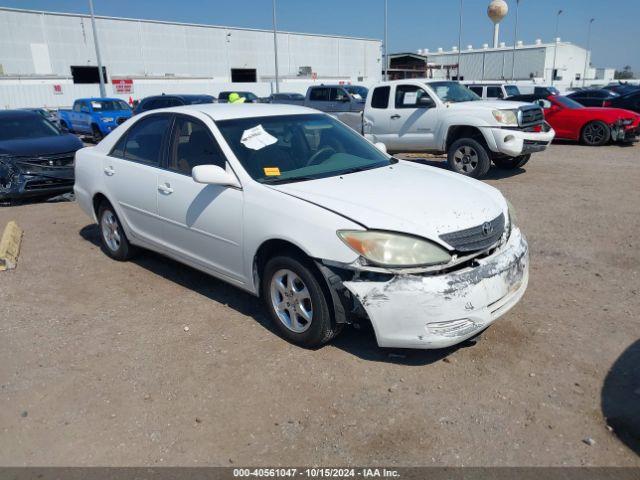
[0,154,75,200]
[342,227,529,349]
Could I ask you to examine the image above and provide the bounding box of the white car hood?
[270,161,506,246]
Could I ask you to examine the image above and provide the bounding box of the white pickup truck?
[362,80,555,178]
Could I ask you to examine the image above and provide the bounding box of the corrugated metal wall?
[0,8,381,81]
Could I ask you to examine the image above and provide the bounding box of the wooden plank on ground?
[0,221,23,271]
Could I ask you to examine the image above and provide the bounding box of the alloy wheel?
[101,210,121,252]
[269,269,313,333]
[583,123,607,144]
[453,145,479,173]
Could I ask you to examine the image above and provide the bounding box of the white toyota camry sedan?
[74,104,529,350]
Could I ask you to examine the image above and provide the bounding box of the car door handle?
[103,166,115,176]
[158,183,174,195]
[390,114,401,120]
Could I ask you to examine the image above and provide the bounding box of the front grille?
[440,213,505,253]
[24,179,74,191]
[15,152,75,168]
[519,106,544,127]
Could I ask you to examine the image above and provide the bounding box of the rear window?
[309,88,330,101]
[371,86,390,109]
[486,86,504,98]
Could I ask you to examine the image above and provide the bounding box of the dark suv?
[133,94,216,115]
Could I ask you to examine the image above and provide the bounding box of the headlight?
[337,230,451,267]
[492,109,519,126]
[101,117,114,123]
[621,118,634,126]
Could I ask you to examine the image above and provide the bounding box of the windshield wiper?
[260,176,318,185]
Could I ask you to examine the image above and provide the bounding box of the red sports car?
[509,93,640,146]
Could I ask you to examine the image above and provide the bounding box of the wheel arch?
[252,238,350,325]
[445,124,491,152]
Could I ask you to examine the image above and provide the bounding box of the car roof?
[80,97,123,101]
[149,103,319,121]
[0,109,41,119]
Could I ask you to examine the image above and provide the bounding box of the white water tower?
[487,0,509,48]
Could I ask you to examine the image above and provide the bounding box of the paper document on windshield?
[241,125,278,150]
[403,92,417,105]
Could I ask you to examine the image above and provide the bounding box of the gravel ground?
[0,143,638,466]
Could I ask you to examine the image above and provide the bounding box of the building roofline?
[0,6,381,43]
[423,41,581,56]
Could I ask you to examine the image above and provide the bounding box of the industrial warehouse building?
[418,40,614,87]
[0,7,382,108]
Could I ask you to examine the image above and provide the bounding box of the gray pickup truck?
[304,84,368,131]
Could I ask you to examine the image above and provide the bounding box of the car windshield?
[242,92,258,101]
[555,96,584,109]
[0,115,62,141]
[505,85,521,96]
[427,81,480,103]
[91,100,131,111]
[344,86,369,99]
[217,114,394,184]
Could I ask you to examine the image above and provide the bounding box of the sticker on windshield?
[263,167,281,176]
[241,124,278,150]
[91,101,102,109]
[351,93,362,100]
[403,92,418,105]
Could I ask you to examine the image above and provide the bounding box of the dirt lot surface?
[1,143,639,466]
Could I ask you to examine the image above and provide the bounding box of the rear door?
[102,113,172,245]
[364,85,392,144]
[384,83,439,151]
[156,114,244,283]
[306,87,331,112]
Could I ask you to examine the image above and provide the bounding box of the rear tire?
[493,154,531,169]
[261,253,341,348]
[581,121,611,146]
[447,138,491,178]
[98,202,136,261]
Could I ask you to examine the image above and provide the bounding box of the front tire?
[493,154,531,169]
[262,253,341,348]
[98,203,136,261]
[92,124,104,143]
[447,138,491,178]
[581,121,611,146]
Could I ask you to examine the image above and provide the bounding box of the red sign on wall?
[53,84,63,95]
[112,78,134,94]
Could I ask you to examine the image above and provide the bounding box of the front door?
[385,84,439,151]
[101,113,172,246]
[156,114,244,284]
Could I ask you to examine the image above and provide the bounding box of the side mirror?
[374,142,387,154]
[535,99,552,109]
[417,96,435,108]
[192,165,241,188]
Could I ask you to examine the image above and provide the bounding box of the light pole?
[582,18,594,88]
[510,0,520,81]
[551,9,563,86]
[272,0,280,93]
[88,0,106,97]
[384,0,388,81]
[457,0,463,80]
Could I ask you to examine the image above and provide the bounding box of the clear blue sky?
[1,0,638,71]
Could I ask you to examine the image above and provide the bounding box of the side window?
[309,88,330,101]
[330,88,349,102]
[110,134,127,158]
[168,116,226,175]
[486,86,503,98]
[469,86,483,96]
[122,115,172,166]
[371,86,390,109]
[395,85,431,108]
[73,101,82,112]
[80,102,90,113]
